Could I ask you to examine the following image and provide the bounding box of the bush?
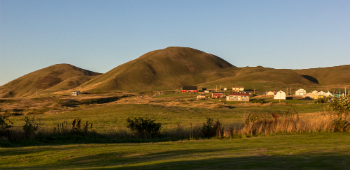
[0,114,13,137]
[250,99,265,103]
[23,116,41,139]
[327,96,350,117]
[201,118,221,137]
[250,94,258,97]
[332,118,349,132]
[126,117,162,138]
[314,97,330,104]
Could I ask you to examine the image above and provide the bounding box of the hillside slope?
[198,66,317,91]
[80,47,234,92]
[0,64,101,97]
[294,65,350,85]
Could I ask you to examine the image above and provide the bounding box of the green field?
[7,102,327,133]
[2,96,348,169]
[1,133,349,169]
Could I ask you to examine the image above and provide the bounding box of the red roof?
[229,92,250,96]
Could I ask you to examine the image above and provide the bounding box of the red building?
[212,92,224,98]
[182,86,198,93]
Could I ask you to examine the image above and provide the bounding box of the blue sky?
[1,0,349,86]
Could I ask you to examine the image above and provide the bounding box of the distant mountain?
[80,47,234,92]
[294,65,350,85]
[0,64,101,97]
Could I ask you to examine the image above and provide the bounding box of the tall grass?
[1,112,349,145]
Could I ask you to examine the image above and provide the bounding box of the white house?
[266,91,275,95]
[312,91,318,95]
[295,89,306,96]
[305,93,315,99]
[232,86,244,92]
[71,91,81,96]
[317,91,326,96]
[274,90,286,100]
[325,91,332,97]
[226,92,250,101]
[197,94,206,99]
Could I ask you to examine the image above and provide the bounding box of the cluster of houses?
[182,85,348,102]
[182,86,250,101]
[264,88,347,100]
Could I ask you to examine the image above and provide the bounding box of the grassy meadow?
[1,133,349,169]
[1,93,349,170]
[6,100,327,133]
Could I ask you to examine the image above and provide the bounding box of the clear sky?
[1,0,349,86]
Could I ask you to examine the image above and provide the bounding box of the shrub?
[126,117,162,138]
[250,99,265,103]
[332,118,349,132]
[0,114,13,137]
[201,118,221,137]
[23,116,41,139]
[327,96,350,117]
[314,97,330,104]
[250,94,258,97]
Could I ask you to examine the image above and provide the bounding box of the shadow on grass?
[0,132,203,148]
[2,150,349,170]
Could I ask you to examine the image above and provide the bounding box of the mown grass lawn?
[1,133,349,169]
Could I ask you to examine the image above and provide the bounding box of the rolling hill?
[197,66,318,91]
[2,47,349,97]
[294,65,350,85]
[0,64,101,97]
[79,47,235,92]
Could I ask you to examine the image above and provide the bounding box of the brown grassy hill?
[80,47,234,92]
[197,66,317,91]
[42,75,99,92]
[294,65,350,85]
[0,64,101,97]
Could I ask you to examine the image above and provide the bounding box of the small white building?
[71,91,81,96]
[312,91,318,95]
[232,86,244,92]
[305,93,315,99]
[274,90,286,100]
[295,89,306,96]
[197,94,206,99]
[266,91,275,96]
[325,91,332,97]
[317,91,326,96]
[226,92,250,101]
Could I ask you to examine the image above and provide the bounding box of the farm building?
[314,95,325,99]
[197,94,206,99]
[226,92,250,101]
[212,92,224,98]
[295,89,306,96]
[232,86,244,92]
[333,93,343,97]
[325,91,332,97]
[265,91,275,95]
[312,91,318,95]
[305,93,315,99]
[274,90,286,100]
[182,86,198,93]
[71,91,81,96]
[318,91,326,96]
